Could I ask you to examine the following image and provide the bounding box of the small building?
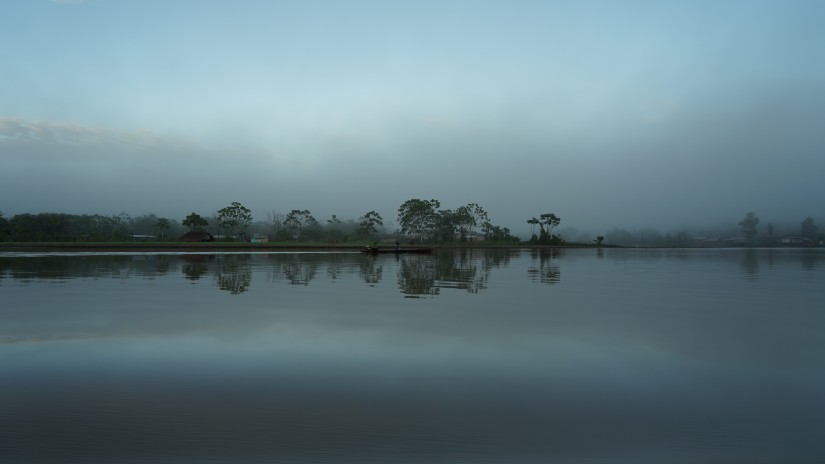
[179,231,215,242]
[780,237,814,246]
[692,237,720,247]
[723,237,747,245]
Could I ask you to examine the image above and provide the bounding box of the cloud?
[0,117,199,163]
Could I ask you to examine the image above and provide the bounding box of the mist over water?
[2,249,824,463]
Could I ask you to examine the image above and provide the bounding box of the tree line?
[603,212,822,247]
[6,204,813,247]
[0,199,525,244]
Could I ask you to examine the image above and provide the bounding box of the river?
[1,248,823,463]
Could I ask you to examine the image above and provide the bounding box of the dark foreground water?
[1,248,824,463]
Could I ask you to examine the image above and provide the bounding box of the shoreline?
[2,242,816,252]
[0,242,603,252]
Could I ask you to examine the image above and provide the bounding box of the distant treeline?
[1,206,819,247]
[0,199,523,244]
[603,213,823,247]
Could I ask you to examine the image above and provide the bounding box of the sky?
[1,0,824,236]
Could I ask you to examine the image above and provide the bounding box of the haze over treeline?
[1,1,824,235]
[1,203,821,248]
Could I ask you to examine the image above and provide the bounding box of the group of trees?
[258,210,385,242]
[0,211,181,242]
[526,213,562,245]
[0,198,518,244]
[737,212,822,245]
[396,199,517,243]
[3,204,821,247]
[602,213,822,247]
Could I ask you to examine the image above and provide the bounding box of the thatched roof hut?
[179,231,215,242]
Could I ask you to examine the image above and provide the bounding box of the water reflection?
[397,254,439,297]
[2,248,825,463]
[392,248,517,297]
[527,248,561,284]
[358,257,383,286]
[181,254,212,280]
[279,255,320,286]
[740,249,760,281]
[215,254,252,294]
[1,248,823,295]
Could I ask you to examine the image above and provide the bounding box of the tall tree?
[397,198,440,242]
[483,221,517,242]
[357,211,383,240]
[539,213,561,236]
[111,212,131,239]
[0,211,8,240]
[182,212,208,231]
[527,217,539,238]
[217,202,253,240]
[154,218,170,239]
[283,209,317,240]
[455,203,489,239]
[435,209,458,242]
[738,211,759,242]
[800,217,818,240]
[528,213,561,244]
[326,214,342,242]
[265,210,285,235]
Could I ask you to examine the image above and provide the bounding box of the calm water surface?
[1,248,824,463]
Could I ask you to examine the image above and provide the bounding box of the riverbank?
[0,241,607,252]
[0,242,369,252]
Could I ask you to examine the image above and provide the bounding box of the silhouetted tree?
[539,213,560,236]
[527,217,539,239]
[738,212,759,242]
[528,212,561,244]
[217,202,253,240]
[483,221,518,242]
[0,211,8,240]
[455,203,489,240]
[398,198,440,242]
[357,211,383,240]
[154,218,170,239]
[183,212,208,231]
[326,214,341,243]
[801,217,818,240]
[283,209,317,240]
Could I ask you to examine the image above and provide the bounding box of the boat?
[361,246,434,254]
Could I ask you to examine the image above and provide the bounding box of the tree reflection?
[181,254,213,281]
[0,254,150,281]
[739,249,760,282]
[528,248,561,284]
[800,251,821,272]
[395,249,504,296]
[479,248,514,270]
[359,257,383,286]
[397,255,439,297]
[432,249,490,293]
[214,255,252,294]
[4,249,818,297]
[153,254,171,275]
[279,256,319,286]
